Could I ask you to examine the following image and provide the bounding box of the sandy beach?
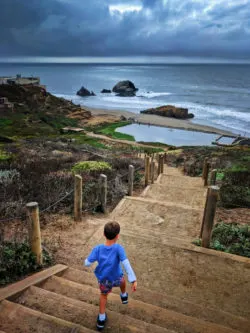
[84,106,235,136]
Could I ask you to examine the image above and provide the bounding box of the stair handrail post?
[157,155,161,176]
[128,165,134,196]
[100,174,107,213]
[74,174,82,222]
[202,157,209,180]
[210,169,217,186]
[160,155,164,174]
[151,160,155,184]
[164,152,167,163]
[26,202,43,265]
[145,156,150,187]
[203,162,210,187]
[201,186,219,248]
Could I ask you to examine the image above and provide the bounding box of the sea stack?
[112,80,138,97]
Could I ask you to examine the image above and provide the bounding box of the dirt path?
[43,162,250,319]
[87,131,169,150]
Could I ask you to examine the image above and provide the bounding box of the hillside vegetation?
[0,84,91,138]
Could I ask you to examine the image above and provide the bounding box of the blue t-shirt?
[87,243,127,282]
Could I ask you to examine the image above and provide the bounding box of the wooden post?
[74,175,82,222]
[151,161,155,184]
[160,155,164,174]
[100,174,107,213]
[201,186,219,248]
[200,188,208,238]
[210,169,217,186]
[164,152,167,163]
[145,156,150,187]
[202,157,209,179]
[157,155,161,176]
[26,202,43,265]
[128,165,134,196]
[204,162,210,186]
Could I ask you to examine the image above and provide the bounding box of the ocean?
[0,63,250,137]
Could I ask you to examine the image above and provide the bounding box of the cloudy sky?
[1,0,250,61]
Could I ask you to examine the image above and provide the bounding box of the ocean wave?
[176,102,250,122]
[137,91,172,98]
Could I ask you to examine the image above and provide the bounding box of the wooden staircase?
[1,165,250,333]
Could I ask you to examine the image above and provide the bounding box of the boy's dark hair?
[104,221,120,240]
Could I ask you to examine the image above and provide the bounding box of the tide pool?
[117,124,219,146]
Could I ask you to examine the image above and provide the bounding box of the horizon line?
[0,56,250,65]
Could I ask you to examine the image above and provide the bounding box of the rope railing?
[0,164,144,225]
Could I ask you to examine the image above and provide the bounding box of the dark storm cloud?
[1,0,250,59]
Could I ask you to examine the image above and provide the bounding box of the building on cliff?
[0,74,43,87]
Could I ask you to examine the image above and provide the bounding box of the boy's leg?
[120,277,126,294]
[119,277,128,304]
[99,293,108,314]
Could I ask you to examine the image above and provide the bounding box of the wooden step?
[59,268,250,333]
[0,264,68,301]
[162,167,183,176]
[111,196,203,239]
[157,174,203,188]
[15,286,177,333]
[40,275,245,333]
[60,239,250,319]
[142,184,206,207]
[0,300,94,333]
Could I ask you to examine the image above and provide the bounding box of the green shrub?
[134,170,144,184]
[72,161,112,174]
[211,223,250,257]
[0,242,52,286]
[193,222,250,258]
[0,118,13,127]
[216,171,225,181]
[0,149,12,161]
[220,185,250,208]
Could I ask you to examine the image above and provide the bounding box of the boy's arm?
[84,246,98,267]
[121,258,137,283]
[118,245,137,283]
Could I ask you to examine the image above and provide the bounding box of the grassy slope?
[86,121,135,141]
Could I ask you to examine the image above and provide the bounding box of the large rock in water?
[112,80,137,97]
[141,105,194,119]
[77,86,96,97]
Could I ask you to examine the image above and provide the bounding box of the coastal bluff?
[141,105,194,119]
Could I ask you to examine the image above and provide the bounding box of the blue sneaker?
[120,292,128,304]
[96,313,107,331]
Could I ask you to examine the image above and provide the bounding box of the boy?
[84,221,137,330]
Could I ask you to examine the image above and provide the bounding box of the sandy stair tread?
[58,268,250,333]
[141,183,206,207]
[40,275,246,333]
[15,286,177,333]
[162,166,183,176]
[157,174,203,187]
[110,197,203,238]
[0,300,95,333]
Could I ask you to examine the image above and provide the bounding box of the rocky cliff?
[141,105,194,119]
